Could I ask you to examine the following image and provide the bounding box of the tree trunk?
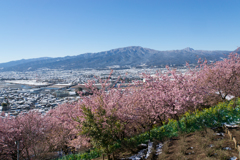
[107,154,111,160]
[112,152,115,160]
[233,98,237,108]
[26,148,30,160]
[175,114,182,133]
[184,116,187,132]
[149,129,151,140]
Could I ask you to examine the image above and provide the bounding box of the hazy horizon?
[0,46,236,64]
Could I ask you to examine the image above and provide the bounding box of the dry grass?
[162,141,170,154]
[157,127,239,160]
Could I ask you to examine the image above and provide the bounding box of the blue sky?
[0,0,239,63]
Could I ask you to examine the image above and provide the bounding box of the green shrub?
[57,98,240,160]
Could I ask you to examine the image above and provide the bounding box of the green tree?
[75,105,123,160]
[1,103,8,111]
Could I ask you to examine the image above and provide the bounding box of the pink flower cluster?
[1,49,240,159]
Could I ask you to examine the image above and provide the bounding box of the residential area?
[0,67,188,117]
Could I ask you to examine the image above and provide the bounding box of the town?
[0,67,188,117]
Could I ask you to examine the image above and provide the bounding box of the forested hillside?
[0,46,237,72]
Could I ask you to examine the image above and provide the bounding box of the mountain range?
[0,46,238,72]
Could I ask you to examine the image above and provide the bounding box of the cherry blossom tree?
[193,48,240,102]
[0,110,77,160]
[1,49,240,159]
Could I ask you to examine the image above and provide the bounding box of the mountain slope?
[0,57,52,68]
[0,46,234,71]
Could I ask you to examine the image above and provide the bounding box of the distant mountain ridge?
[0,46,238,72]
[0,57,52,68]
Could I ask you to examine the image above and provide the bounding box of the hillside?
[0,46,236,72]
[58,100,240,160]
[1,52,240,160]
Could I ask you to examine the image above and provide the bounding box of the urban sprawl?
[0,68,188,116]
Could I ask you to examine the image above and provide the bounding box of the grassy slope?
[57,99,240,160]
